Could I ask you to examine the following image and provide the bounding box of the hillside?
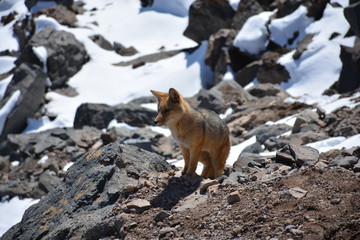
[0,0,360,239]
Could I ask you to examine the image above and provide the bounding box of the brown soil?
[112,167,360,240]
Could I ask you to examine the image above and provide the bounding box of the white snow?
[140,0,195,17]
[0,90,20,134]
[0,56,16,74]
[269,6,313,48]
[63,162,74,172]
[233,11,274,55]
[279,3,353,97]
[37,155,49,165]
[307,134,360,153]
[229,0,241,11]
[0,196,39,237]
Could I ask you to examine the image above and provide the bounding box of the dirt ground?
[113,167,360,240]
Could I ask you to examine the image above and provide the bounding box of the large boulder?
[332,42,360,94]
[184,0,235,43]
[73,103,157,129]
[0,63,46,140]
[16,27,89,89]
[344,1,360,38]
[187,80,253,114]
[1,143,171,240]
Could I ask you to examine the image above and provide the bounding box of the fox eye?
[163,109,170,113]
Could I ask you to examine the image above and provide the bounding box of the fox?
[150,88,231,179]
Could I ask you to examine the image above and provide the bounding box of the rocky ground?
[1,0,360,239]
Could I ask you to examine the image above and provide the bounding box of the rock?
[0,63,46,140]
[293,34,314,60]
[16,27,89,89]
[292,109,323,134]
[188,80,252,114]
[154,211,170,222]
[73,102,157,129]
[175,194,208,212]
[204,29,235,84]
[227,191,241,204]
[12,15,35,50]
[235,61,261,87]
[199,179,219,193]
[324,105,360,137]
[113,48,185,68]
[353,161,360,172]
[332,43,360,94]
[233,0,264,31]
[159,227,177,238]
[242,141,263,154]
[184,0,235,43]
[329,156,359,169]
[113,42,138,56]
[37,170,61,193]
[243,124,292,144]
[247,83,290,99]
[257,52,290,84]
[277,144,319,167]
[33,4,77,27]
[89,34,113,51]
[344,1,360,38]
[233,153,267,172]
[1,143,171,240]
[281,187,307,199]
[126,199,151,213]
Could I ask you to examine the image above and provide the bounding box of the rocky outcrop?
[73,102,157,129]
[184,0,235,43]
[1,143,171,240]
[0,63,46,140]
[16,27,89,89]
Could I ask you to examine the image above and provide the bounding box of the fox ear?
[150,90,164,101]
[169,88,180,103]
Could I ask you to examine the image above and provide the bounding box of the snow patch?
[0,90,20,134]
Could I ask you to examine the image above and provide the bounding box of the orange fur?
[151,88,230,179]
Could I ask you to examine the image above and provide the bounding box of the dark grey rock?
[333,43,360,94]
[276,144,319,167]
[33,4,77,27]
[344,1,360,38]
[16,27,89,89]
[247,83,290,99]
[154,211,170,222]
[329,156,359,169]
[188,80,252,114]
[89,34,113,51]
[243,124,292,144]
[235,61,261,87]
[184,0,235,43]
[292,109,323,134]
[0,63,46,140]
[113,42,138,56]
[73,102,157,129]
[233,153,267,172]
[242,141,263,154]
[37,170,61,193]
[1,143,171,240]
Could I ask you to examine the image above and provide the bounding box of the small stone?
[154,211,170,222]
[227,191,241,204]
[330,198,342,205]
[126,199,151,213]
[199,179,218,193]
[159,227,177,237]
[122,184,138,193]
[288,187,307,199]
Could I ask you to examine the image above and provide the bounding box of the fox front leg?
[179,145,190,175]
[186,147,201,177]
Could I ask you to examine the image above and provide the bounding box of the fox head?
[150,88,185,126]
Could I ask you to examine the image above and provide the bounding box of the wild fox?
[151,88,231,179]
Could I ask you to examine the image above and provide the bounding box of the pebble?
[227,191,241,204]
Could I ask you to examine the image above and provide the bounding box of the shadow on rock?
[151,175,202,210]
